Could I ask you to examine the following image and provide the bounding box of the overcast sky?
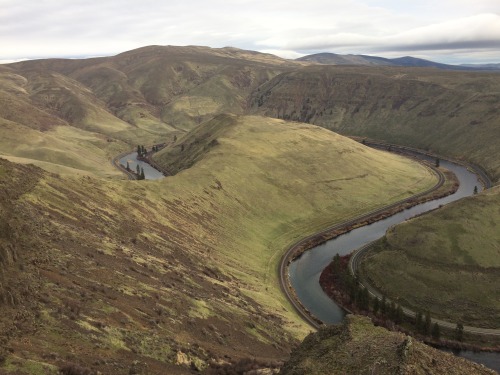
[2,0,500,64]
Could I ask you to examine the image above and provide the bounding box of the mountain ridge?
[297,52,500,71]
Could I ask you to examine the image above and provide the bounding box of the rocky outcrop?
[281,315,496,375]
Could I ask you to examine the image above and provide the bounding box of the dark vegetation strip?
[320,253,500,353]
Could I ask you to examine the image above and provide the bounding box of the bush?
[59,363,96,375]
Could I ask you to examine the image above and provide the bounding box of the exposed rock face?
[281,315,496,375]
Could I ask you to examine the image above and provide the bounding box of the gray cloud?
[1,0,500,64]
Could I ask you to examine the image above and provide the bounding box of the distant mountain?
[297,52,394,66]
[461,62,500,69]
[297,53,500,71]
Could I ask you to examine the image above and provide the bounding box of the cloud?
[1,0,499,64]
[271,14,500,53]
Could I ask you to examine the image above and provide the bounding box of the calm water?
[119,152,164,180]
[288,155,499,371]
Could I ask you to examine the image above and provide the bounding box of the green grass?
[360,186,500,328]
[0,115,437,371]
[251,65,500,182]
[153,115,437,334]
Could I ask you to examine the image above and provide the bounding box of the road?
[111,151,137,180]
[279,152,445,329]
[349,222,500,337]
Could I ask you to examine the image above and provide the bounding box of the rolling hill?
[1,45,499,373]
[359,185,500,329]
[0,115,439,373]
[250,65,500,182]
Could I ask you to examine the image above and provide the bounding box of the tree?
[140,168,145,180]
[435,158,440,168]
[136,164,140,175]
[126,161,130,171]
[381,295,387,315]
[395,304,403,324]
[474,185,478,195]
[415,310,423,333]
[432,322,440,340]
[424,311,432,335]
[455,323,464,341]
[332,254,341,275]
[389,301,396,320]
[137,145,141,155]
[373,297,380,315]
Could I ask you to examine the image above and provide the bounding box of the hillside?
[2,46,499,182]
[0,46,299,175]
[0,115,438,374]
[1,45,499,373]
[359,185,500,329]
[6,45,295,133]
[249,65,500,182]
[280,315,496,375]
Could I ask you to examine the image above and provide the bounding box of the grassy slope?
[8,46,293,134]
[280,315,496,375]
[360,186,500,328]
[0,116,436,374]
[0,118,127,178]
[0,46,295,176]
[154,114,437,333]
[250,65,500,182]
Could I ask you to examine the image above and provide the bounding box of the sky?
[1,0,500,64]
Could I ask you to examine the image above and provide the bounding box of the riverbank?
[287,167,458,263]
[279,155,458,328]
[320,252,500,353]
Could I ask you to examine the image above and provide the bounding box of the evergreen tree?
[389,301,396,320]
[432,322,440,340]
[136,164,140,175]
[373,297,380,315]
[126,161,130,171]
[332,254,341,274]
[424,311,432,335]
[395,304,403,324]
[359,287,370,310]
[474,185,478,195]
[137,145,141,155]
[381,295,387,315]
[455,323,464,341]
[415,310,423,333]
[140,167,145,180]
[435,158,440,167]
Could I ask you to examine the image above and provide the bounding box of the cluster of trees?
[330,254,444,339]
[137,145,147,157]
[329,254,472,343]
[415,310,440,339]
[125,161,145,180]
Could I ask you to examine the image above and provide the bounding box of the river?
[119,152,164,180]
[288,149,500,371]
